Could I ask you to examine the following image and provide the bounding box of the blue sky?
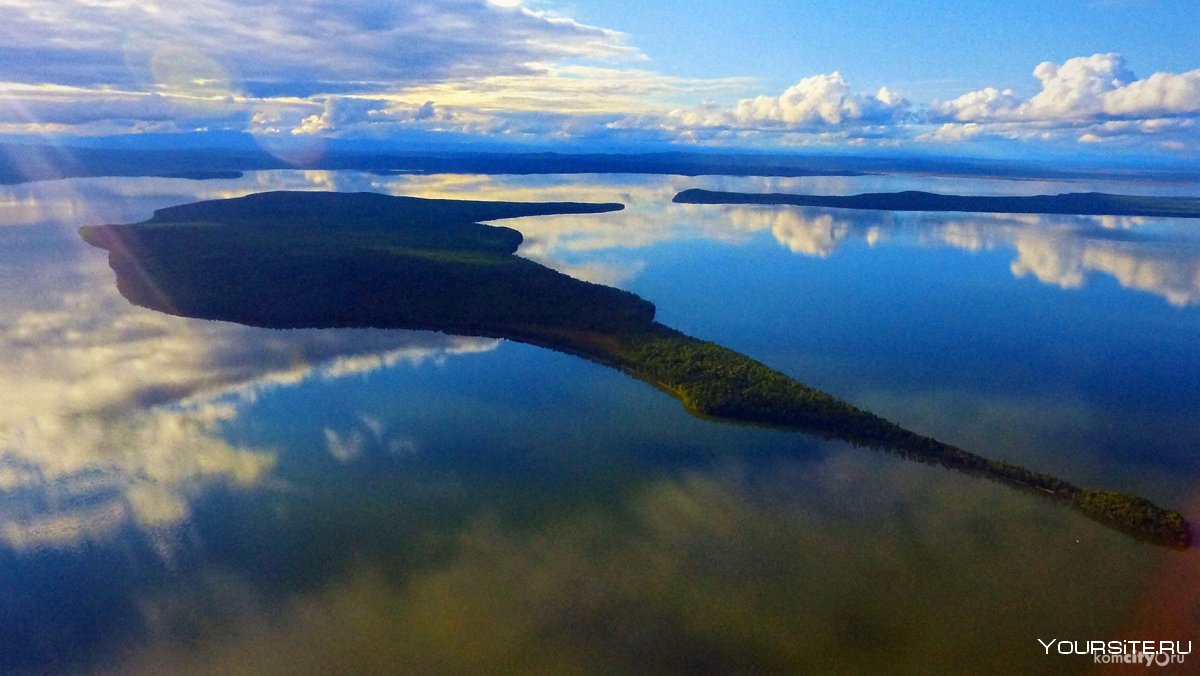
[0,0,1197,159]
[563,0,1200,97]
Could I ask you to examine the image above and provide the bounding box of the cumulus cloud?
[291,97,393,135]
[935,87,1021,122]
[917,122,984,143]
[734,74,906,126]
[919,53,1200,149]
[938,53,1200,126]
[1023,53,1135,120]
[438,55,1198,149]
[665,72,908,140]
[1103,69,1200,116]
[323,415,420,463]
[287,97,459,137]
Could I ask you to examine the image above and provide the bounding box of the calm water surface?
[0,170,1198,674]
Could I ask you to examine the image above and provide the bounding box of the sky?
[0,0,1198,159]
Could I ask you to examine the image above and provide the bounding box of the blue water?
[0,171,1197,674]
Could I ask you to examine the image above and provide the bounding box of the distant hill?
[7,140,1200,185]
[1,144,868,184]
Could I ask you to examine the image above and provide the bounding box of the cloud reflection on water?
[1,170,1197,672]
[341,171,1200,307]
[3,168,1197,553]
[0,199,498,550]
[711,204,1200,307]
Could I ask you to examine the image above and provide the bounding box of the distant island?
[674,188,1200,218]
[80,191,1191,548]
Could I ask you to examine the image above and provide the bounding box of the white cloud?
[936,87,1021,122]
[925,53,1200,149]
[0,0,661,137]
[669,72,908,132]
[737,73,861,125]
[939,53,1200,125]
[1103,69,1200,116]
[291,97,394,135]
[1022,53,1134,120]
[918,122,984,143]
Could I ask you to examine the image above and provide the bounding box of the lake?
[1,170,1198,674]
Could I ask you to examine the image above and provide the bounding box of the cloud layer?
[929,53,1200,148]
[0,0,1196,154]
[0,0,636,94]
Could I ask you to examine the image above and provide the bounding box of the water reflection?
[97,449,1186,675]
[708,205,1200,307]
[3,170,1197,554]
[2,170,1198,672]
[354,172,1200,308]
[724,206,853,257]
[935,213,1200,307]
[0,218,499,551]
[9,170,1196,306]
[4,170,1196,550]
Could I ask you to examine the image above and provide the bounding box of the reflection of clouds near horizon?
[711,203,1200,307]
[0,195,499,552]
[352,171,1200,308]
[18,170,1194,304]
[928,213,1200,307]
[0,172,860,287]
[722,205,866,257]
[356,173,869,285]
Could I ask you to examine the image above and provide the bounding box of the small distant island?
[81,191,1191,548]
[674,188,1200,218]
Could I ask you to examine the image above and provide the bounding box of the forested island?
[80,191,1191,548]
[674,187,1200,218]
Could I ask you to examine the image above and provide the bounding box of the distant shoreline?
[6,143,1200,185]
[674,188,1200,218]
